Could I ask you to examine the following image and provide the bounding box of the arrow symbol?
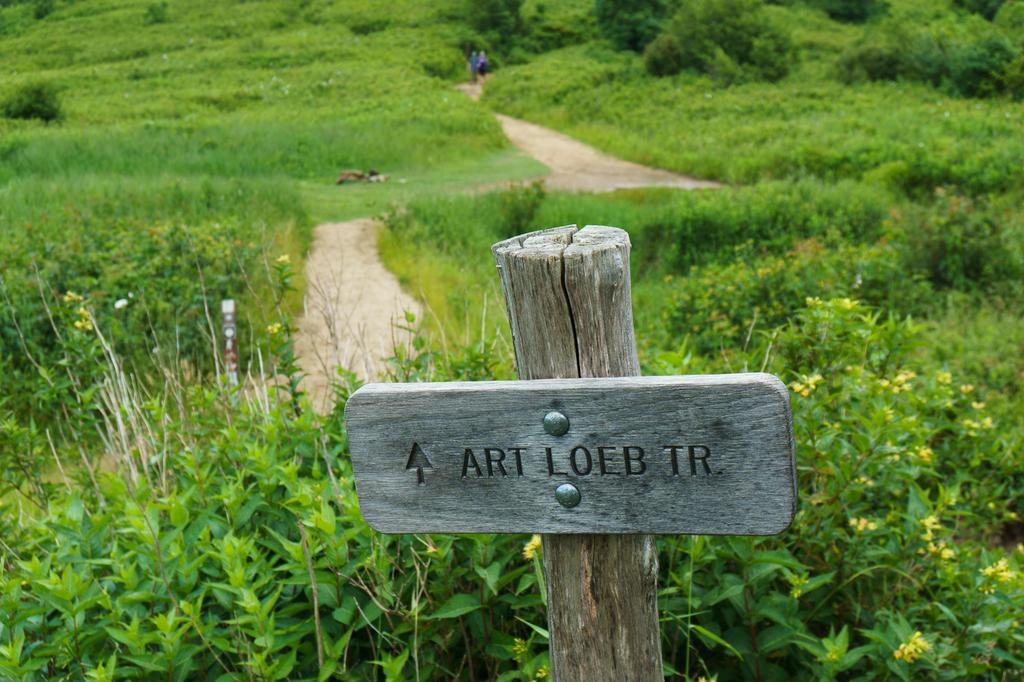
[405,442,433,485]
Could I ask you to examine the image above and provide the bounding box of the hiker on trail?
[478,51,488,79]
[468,50,480,83]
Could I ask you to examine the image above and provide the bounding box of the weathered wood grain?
[494,225,660,682]
[345,374,796,534]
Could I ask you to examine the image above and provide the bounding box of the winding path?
[295,83,718,409]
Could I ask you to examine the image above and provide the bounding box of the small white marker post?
[344,226,796,681]
[221,299,238,388]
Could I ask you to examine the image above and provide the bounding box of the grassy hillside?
[0,0,544,429]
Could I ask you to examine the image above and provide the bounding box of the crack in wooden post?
[493,225,664,682]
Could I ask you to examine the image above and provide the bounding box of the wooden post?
[222,299,239,388]
[492,226,663,681]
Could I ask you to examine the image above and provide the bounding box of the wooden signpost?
[221,299,239,388]
[345,225,796,681]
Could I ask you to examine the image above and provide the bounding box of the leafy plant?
[32,0,53,20]
[144,1,168,24]
[1,81,61,122]
[594,0,671,51]
[955,0,1007,20]
[816,0,887,23]
[645,0,795,82]
[838,17,1022,98]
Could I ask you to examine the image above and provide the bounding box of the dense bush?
[955,0,1007,20]
[799,0,888,23]
[644,0,795,82]
[31,0,53,20]
[895,189,1024,292]
[595,0,670,51]
[995,0,1024,40]
[144,1,168,24]
[949,34,1019,95]
[641,240,932,355]
[838,18,1022,97]
[642,31,685,76]
[1,81,61,122]
[465,0,525,49]
[520,2,596,53]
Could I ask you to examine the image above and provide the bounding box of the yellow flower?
[959,384,975,395]
[788,573,808,599]
[522,534,542,561]
[73,307,93,332]
[849,517,878,533]
[961,415,985,436]
[936,371,952,385]
[971,401,986,410]
[62,291,83,303]
[893,631,932,663]
[535,666,549,680]
[511,638,528,662]
[920,515,941,542]
[805,296,822,307]
[854,475,875,486]
[275,254,291,265]
[837,297,858,310]
[885,370,917,393]
[923,541,954,560]
[266,323,283,335]
[981,558,1016,584]
[790,373,822,398]
[914,446,934,463]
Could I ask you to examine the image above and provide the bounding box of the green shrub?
[1,81,62,122]
[595,0,670,51]
[995,0,1024,41]
[466,0,525,49]
[648,0,795,82]
[838,19,1021,97]
[955,0,1007,20]
[522,1,596,52]
[642,31,685,76]
[1003,53,1024,94]
[640,240,933,355]
[949,34,1019,96]
[895,189,1024,292]
[836,40,906,81]
[31,0,53,20]
[818,0,887,22]
[144,1,169,24]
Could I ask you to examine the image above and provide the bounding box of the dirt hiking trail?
[457,81,719,192]
[294,218,420,411]
[295,82,718,409]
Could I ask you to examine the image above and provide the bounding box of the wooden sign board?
[345,373,796,535]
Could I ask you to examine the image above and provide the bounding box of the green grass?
[0,0,550,420]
